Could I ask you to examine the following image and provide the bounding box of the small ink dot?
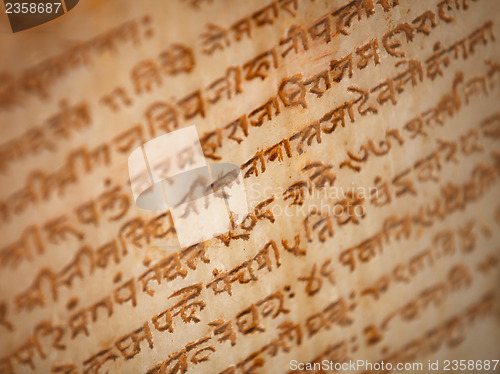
[66,298,78,310]
[113,272,122,283]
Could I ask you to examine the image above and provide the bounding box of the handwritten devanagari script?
[0,0,499,373]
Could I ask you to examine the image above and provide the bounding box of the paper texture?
[0,0,499,373]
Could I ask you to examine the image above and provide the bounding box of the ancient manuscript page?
[0,0,499,373]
